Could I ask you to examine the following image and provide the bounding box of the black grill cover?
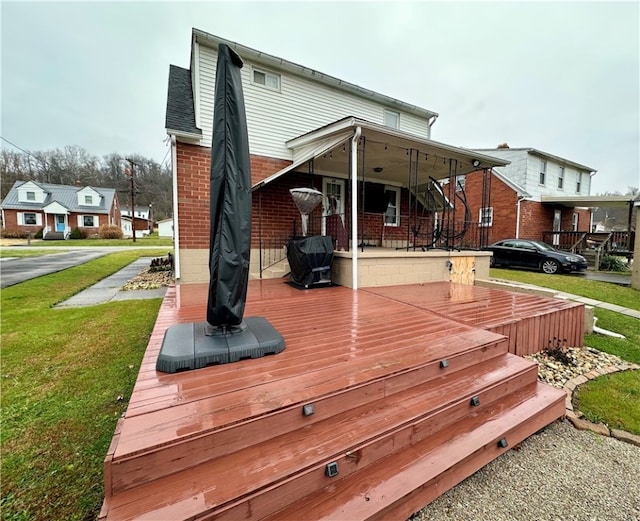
[287,235,334,287]
[207,44,251,326]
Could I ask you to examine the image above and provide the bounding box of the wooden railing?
[542,231,634,255]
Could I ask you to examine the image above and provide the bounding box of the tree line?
[0,146,173,221]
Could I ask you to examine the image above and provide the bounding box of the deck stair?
[100,284,566,521]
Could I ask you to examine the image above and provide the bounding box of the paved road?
[0,250,111,288]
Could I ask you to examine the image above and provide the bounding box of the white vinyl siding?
[18,212,42,226]
[197,45,432,159]
[17,182,46,203]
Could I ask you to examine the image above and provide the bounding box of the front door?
[56,214,65,232]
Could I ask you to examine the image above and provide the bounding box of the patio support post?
[351,127,361,290]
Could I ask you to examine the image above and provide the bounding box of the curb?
[563,363,640,447]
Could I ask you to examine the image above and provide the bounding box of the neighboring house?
[157,218,174,238]
[121,206,153,236]
[0,180,120,239]
[468,146,596,245]
[166,29,508,284]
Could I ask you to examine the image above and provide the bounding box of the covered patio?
[252,117,509,288]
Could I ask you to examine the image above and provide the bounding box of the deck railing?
[542,230,634,255]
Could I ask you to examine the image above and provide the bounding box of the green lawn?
[1,251,167,521]
[574,370,640,435]
[490,268,640,310]
[31,236,174,248]
[0,249,66,258]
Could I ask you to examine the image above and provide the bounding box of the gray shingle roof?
[1,181,116,214]
[165,65,201,136]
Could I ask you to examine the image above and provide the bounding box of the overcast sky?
[2,1,638,194]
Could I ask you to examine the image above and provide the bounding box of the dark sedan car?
[485,239,588,274]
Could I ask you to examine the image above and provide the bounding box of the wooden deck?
[100,280,571,521]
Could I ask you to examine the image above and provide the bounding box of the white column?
[351,127,361,290]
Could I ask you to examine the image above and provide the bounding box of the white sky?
[2,1,639,194]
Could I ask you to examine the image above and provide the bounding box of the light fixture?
[472,159,481,168]
[373,167,383,173]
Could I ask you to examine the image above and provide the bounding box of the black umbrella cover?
[207,43,251,327]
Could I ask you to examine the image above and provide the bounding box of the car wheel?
[541,259,560,274]
[489,256,496,268]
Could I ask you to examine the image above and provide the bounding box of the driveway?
[0,250,110,288]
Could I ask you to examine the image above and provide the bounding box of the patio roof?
[540,194,638,208]
[252,117,509,191]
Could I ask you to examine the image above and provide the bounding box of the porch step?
[107,330,508,493]
[262,382,565,521]
[100,350,564,521]
[44,231,65,240]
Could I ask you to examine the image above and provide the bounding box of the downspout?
[170,135,181,280]
[427,115,438,139]
[515,194,526,238]
[351,126,361,290]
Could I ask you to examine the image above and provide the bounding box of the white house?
[157,217,174,238]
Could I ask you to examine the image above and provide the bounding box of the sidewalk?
[54,258,167,308]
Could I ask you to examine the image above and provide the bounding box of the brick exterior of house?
[176,142,417,251]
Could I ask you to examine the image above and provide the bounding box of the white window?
[558,167,564,189]
[572,213,579,231]
[26,191,36,201]
[84,195,93,204]
[384,110,400,129]
[576,172,582,193]
[79,215,96,227]
[18,212,42,226]
[479,207,493,227]
[384,186,401,227]
[455,175,466,192]
[539,159,547,185]
[252,68,280,91]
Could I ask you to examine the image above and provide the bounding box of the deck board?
[101,279,574,520]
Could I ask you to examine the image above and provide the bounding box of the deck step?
[107,333,508,493]
[102,354,543,521]
[259,382,565,521]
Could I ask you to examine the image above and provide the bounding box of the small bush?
[69,227,84,240]
[98,224,124,240]
[0,228,29,239]
[599,255,630,272]
[34,228,44,239]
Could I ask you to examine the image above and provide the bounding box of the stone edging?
[563,363,640,447]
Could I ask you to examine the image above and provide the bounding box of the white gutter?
[427,114,438,139]
[351,127,361,290]
[170,135,181,279]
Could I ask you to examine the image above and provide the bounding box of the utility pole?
[125,158,137,242]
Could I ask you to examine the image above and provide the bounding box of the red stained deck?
[100,280,573,521]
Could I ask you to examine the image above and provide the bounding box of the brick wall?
[176,142,417,250]
[176,142,292,249]
[463,170,518,244]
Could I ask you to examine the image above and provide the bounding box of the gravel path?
[414,419,640,521]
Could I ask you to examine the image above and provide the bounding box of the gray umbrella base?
[156,317,285,373]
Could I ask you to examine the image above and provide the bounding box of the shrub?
[34,228,44,239]
[0,228,28,239]
[98,224,123,240]
[69,227,84,240]
[599,255,630,272]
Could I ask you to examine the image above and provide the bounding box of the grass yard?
[1,250,167,521]
[27,237,174,248]
[0,249,66,258]
[574,370,640,435]
[490,268,640,310]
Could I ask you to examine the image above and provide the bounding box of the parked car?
[485,239,588,274]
